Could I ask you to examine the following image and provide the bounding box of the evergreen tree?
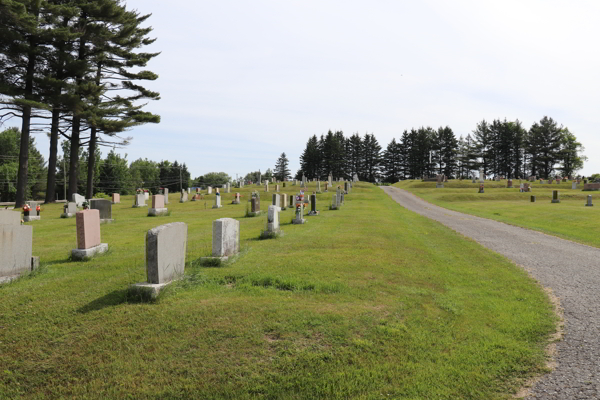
[382,138,402,183]
[361,133,382,182]
[527,116,564,178]
[97,149,129,194]
[558,129,586,177]
[274,152,291,181]
[346,133,362,180]
[299,135,320,179]
[435,126,458,177]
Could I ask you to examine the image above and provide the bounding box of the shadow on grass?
[77,289,129,313]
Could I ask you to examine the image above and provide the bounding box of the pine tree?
[558,129,586,177]
[527,116,564,178]
[274,152,291,181]
[299,135,320,179]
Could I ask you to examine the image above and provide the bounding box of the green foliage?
[194,172,231,187]
[273,152,291,181]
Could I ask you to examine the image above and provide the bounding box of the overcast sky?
[20,0,600,178]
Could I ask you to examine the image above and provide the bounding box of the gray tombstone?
[90,199,113,222]
[272,193,281,210]
[531,195,536,203]
[0,210,22,226]
[212,218,240,259]
[213,194,223,209]
[146,222,187,284]
[164,188,169,205]
[0,224,34,280]
[180,190,188,203]
[586,195,593,207]
[267,205,280,233]
[293,203,306,224]
[133,193,146,207]
[251,197,260,213]
[308,194,319,216]
[572,182,577,190]
[61,202,78,218]
[551,190,560,203]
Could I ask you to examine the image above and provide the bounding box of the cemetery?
[0,181,562,399]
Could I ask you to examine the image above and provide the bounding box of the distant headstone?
[572,182,577,190]
[308,194,319,216]
[90,199,113,223]
[211,218,240,259]
[586,195,593,207]
[180,190,188,203]
[212,193,223,209]
[266,205,280,233]
[149,194,168,216]
[293,202,306,224]
[232,193,241,204]
[276,184,280,192]
[163,188,169,204]
[272,193,281,211]
[317,181,321,193]
[23,202,40,222]
[479,169,484,183]
[531,195,536,202]
[551,190,560,203]
[265,182,269,192]
[133,193,146,208]
[281,193,288,210]
[507,179,513,188]
[523,183,531,192]
[226,183,231,193]
[73,193,85,207]
[62,202,78,218]
[478,184,484,193]
[251,197,261,213]
[207,186,213,194]
[71,209,108,260]
[583,183,600,191]
[112,193,120,204]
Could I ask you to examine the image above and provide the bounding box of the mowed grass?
[0,183,555,399]
[395,179,600,248]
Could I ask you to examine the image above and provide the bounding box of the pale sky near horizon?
[11,0,600,179]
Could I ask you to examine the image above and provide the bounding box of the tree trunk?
[15,106,31,208]
[86,127,97,199]
[68,116,80,199]
[45,108,61,202]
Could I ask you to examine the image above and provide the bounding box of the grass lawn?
[395,179,600,248]
[1,183,555,399]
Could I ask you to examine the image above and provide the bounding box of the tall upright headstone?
[266,205,280,234]
[551,190,560,203]
[265,181,269,192]
[163,188,169,205]
[180,190,188,203]
[112,193,120,204]
[293,202,306,224]
[280,193,288,210]
[272,193,281,210]
[479,169,484,183]
[132,222,187,297]
[1,210,37,280]
[586,195,593,207]
[213,193,223,209]
[207,186,213,194]
[232,193,241,204]
[211,218,240,259]
[71,209,108,260]
[308,194,319,216]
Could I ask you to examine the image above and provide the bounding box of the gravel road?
[382,186,600,400]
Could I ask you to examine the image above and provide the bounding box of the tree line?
[0,127,190,202]
[298,116,587,182]
[1,0,160,207]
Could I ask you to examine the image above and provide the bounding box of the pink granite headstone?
[76,209,101,250]
[112,193,120,203]
[152,195,165,209]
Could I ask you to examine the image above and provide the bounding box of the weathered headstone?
[280,193,288,210]
[523,183,531,192]
[507,179,513,188]
[112,193,120,204]
[293,202,306,224]
[436,175,444,189]
[73,193,85,207]
[266,205,280,233]
[531,195,536,202]
[90,199,113,223]
[71,209,108,260]
[586,195,593,207]
[22,202,40,222]
[479,169,484,183]
[249,197,261,216]
[583,183,600,191]
[163,188,169,205]
[317,181,321,193]
[272,193,281,211]
[551,190,560,203]
[62,202,78,218]
[0,218,37,281]
[207,186,213,195]
[572,182,577,190]
[308,194,319,216]
[180,190,188,203]
[212,193,223,209]
[232,193,241,204]
[133,193,146,207]
[131,222,187,297]
[478,184,484,193]
[265,182,269,192]
[226,183,231,193]
[211,218,240,259]
[148,194,168,216]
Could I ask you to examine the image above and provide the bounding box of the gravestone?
[523,183,531,192]
[265,182,269,192]
[180,190,188,203]
[344,182,350,193]
[551,190,560,203]
[272,193,281,211]
[293,202,306,224]
[531,195,536,202]
[529,176,536,182]
[132,222,187,298]
[207,186,213,194]
[148,194,168,216]
[144,192,149,201]
[317,181,321,193]
[163,188,169,205]
[73,193,85,207]
[586,195,593,207]
[213,194,223,209]
[275,184,280,192]
[71,209,108,260]
[0,214,37,281]
[572,182,577,190]
[507,179,513,188]
[249,197,261,216]
[90,199,113,223]
[133,193,146,207]
[226,183,231,193]
[548,179,554,184]
[540,180,544,184]
[325,183,329,192]
[436,175,444,189]
[289,193,294,207]
[112,193,120,204]
[62,202,78,218]
[210,218,240,260]
[479,168,484,183]
[232,193,241,204]
[266,205,280,234]
[23,202,40,222]
[583,183,600,191]
[308,194,319,216]
[478,184,484,193]
[281,193,288,210]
